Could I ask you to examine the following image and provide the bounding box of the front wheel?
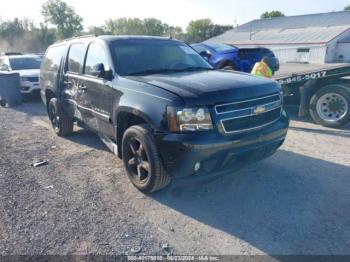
[122,124,171,193]
[309,84,350,127]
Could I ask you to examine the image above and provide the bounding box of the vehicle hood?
[12,69,40,77]
[127,70,280,105]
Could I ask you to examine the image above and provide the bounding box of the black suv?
[40,35,289,193]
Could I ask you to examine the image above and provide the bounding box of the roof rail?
[55,34,97,44]
[65,34,97,41]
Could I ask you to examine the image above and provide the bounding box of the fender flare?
[113,106,157,130]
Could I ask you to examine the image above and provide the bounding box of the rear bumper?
[154,110,289,177]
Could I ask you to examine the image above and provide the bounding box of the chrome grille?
[215,93,282,134]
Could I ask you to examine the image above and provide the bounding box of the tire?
[48,98,74,136]
[218,61,235,71]
[309,84,350,128]
[122,124,171,193]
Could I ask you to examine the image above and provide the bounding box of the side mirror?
[199,51,212,61]
[91,63,105,78]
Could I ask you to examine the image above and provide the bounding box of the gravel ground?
[0,101,349,256]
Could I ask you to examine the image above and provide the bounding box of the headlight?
[167,106,213,132]
[21,77,29,81]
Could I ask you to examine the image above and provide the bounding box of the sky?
[0,0,349,29]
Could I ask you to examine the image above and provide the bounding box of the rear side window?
[42,45,66,73]
[9,57,41,70]
[67,43,85,73]
[84,43,110,76]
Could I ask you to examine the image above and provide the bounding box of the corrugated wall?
[237,44,328,63]
[269,45,327,64]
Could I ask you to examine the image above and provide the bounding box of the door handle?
[78,84,87,92]
[64,80,72,87]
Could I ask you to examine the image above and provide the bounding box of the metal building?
[207,11,350,64]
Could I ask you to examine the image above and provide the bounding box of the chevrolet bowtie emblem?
[254,106,266,115]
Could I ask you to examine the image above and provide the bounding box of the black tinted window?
[84,43,110,76]
[9,57,41,70]
[42,45,66,73]
[68,43,85,73]
[259,49,275,57]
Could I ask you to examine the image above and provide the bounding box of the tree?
[186,19,233,43]
[104,18,144,35]
[344,5,350,11]
[260,11,285,19]
[142,18,166,36]
[104,17,175,37]
[186,19,213,43]
[33,23,56,48]
[0,18,55,52]
[164,25,184,40]
[211,24,234,38]
[41,0,83,39]
[87,26,108,35]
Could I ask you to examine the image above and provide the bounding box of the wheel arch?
[114,107,156,158]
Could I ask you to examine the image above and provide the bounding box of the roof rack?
[64,34,97,41]
[55,34,97,44]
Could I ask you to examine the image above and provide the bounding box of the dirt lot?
[0,101,350,256]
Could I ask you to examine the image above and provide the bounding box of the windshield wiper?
[127,67,213,76]
[173,67,213,72]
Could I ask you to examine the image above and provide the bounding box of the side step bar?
[98,133,118,156]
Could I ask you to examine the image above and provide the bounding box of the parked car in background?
[40,35,288,193]
[191,42,278,73]
[0,53,42,95]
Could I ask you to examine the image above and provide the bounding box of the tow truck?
[275,63,350,127]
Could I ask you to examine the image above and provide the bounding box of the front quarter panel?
[112,77,183,131]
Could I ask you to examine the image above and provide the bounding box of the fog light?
[194,162,201,172]
[21,86,30,91]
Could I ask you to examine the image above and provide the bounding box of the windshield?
[9,57,42,70]
[111,39,213,76]
[206,43,236,53]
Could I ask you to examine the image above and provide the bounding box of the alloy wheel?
[125,137,150,183]
[49,104,60,132]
